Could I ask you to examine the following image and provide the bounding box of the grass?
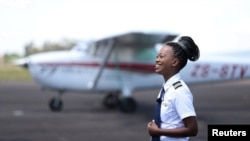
[0,64,32,81]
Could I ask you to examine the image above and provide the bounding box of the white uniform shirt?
[156,73,196,141]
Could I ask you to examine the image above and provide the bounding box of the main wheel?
[119,97,137,113]
[49,97,63,112]
[103,93,119,109]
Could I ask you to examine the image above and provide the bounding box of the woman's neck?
[163,71,178,82]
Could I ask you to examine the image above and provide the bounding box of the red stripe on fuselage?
[37,62,156,73]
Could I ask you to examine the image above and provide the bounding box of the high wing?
[93,32,177,46]
[86,32,178,89]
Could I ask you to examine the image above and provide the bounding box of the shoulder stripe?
[173,81,182,89]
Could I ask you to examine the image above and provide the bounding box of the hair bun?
[177,36,200,61]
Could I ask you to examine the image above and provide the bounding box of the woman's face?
[155,45,177,75]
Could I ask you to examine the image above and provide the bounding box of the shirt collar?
[162,73,181,90]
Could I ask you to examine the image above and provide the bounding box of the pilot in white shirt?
[147,35,199,141]
[157,73,196,141]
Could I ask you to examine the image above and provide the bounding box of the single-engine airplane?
[15,32,250,113]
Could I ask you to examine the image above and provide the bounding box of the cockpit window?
[70,42,90,52]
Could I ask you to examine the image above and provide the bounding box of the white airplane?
[15,32,250,113]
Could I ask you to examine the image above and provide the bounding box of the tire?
[49,97,63,112]
[103,93,119,109]
[119,97,137,113]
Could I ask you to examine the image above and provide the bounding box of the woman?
[147,36,199,141]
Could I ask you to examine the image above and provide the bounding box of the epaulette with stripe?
[173,81,182,89]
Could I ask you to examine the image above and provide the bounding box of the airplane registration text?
[191,64,249,79]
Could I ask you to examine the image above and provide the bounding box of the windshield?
[70,41,90,52]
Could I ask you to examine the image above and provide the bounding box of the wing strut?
[87,39,115,89]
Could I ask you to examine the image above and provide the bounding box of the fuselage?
[26,48,250,96]
[27,49,163,95]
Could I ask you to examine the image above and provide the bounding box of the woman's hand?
[147,120,160,136]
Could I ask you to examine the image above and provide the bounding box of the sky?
[0,0,250,56]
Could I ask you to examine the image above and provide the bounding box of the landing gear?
[103,92,119,109]
[103,92,137,113]
[48,91,64,112]
[119,97,137,113]
[48,90,137,113]
[49,97,63,112]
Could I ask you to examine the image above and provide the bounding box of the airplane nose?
[13,57,29,69]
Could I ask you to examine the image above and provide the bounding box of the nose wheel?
[49,97,63,112]
[49,91,64,112]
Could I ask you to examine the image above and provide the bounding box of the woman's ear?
[172,58,179,67]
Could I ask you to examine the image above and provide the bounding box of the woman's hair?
[165,36,200,70]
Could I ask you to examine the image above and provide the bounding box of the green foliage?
[1,38,77,62]
[24,38,77,56]
[3,53,23,64]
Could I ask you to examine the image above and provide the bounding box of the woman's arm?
[147,116,198,137]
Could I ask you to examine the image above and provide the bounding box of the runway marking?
[13,110,24,116]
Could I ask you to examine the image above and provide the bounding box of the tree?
[3,53,21,64]
[24,38,77,56]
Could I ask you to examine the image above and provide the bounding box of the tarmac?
[0,79,250,141]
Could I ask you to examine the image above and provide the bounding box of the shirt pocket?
[161,98,176,122]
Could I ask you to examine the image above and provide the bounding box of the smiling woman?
[0,64,32,81]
